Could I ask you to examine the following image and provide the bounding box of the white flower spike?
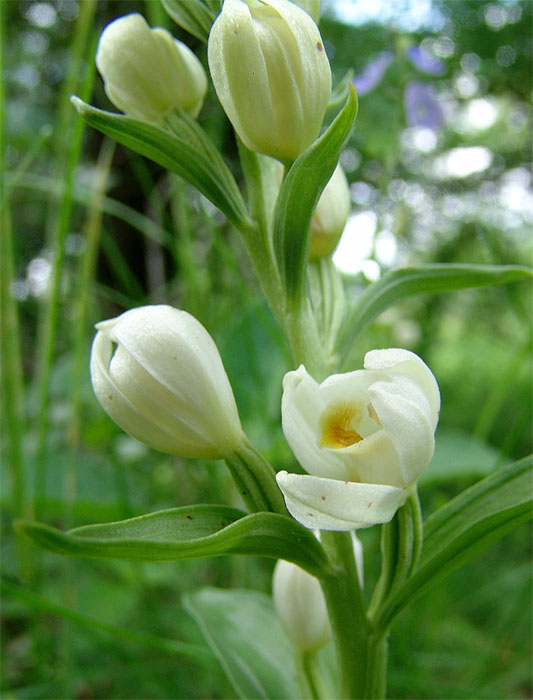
[208,0,331,163]
[96,14,207,123]
[90,305,244,459]
[277,349,440,530]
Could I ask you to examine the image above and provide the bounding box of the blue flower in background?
[406,46,446,76]
[352,44,446,131]
[404,81,444,129]
[352,50,393,95]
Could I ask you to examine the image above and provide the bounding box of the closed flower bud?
[310,164,351,259]
[90,305,244,459]
[273,559,331,651]
[96,13,207,123]
[207,0,332,163]
[277,349,440,530]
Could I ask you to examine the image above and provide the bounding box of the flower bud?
[272,559,331,651]
[90,305,244,459]
[96,13,207,123]
[310,164,351,259]
[207,0,332,163]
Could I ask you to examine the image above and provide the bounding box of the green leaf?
[374,456,533,634]
[184,587,301,699]
[162,0,219,41]
[1,579,212,663]
[16,504,330,576]
[338,264,533,366]
[273,86,358,304]
[421,428,501,485]
[71,97,252,231]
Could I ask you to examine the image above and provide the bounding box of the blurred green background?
[2,0,532,698]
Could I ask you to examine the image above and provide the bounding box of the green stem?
[365,635,388,699]
[369,490,422,620]
[34,13,97,517]
[225,439,287,515]
[319,531,370,698]
[408,488,423,575]
[367,521,398,620]
[295,650,323,700]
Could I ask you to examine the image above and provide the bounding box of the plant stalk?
[319,531,370,698]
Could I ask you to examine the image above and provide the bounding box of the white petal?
[339,429,404,487]
[364,348,440,428]
[282,366,346,479]
[276,471,406,531]
[369,375,435,485]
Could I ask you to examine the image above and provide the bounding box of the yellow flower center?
[320,402,363,449]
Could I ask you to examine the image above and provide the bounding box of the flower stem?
[225,439,288,516]
[319,531,370,698]
[295,650,322,700]
[365,634,388,699]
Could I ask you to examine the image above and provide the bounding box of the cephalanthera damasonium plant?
[17,1,532,698]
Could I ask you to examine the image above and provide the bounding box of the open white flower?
[90,305,244,459]
[276,349,440,530]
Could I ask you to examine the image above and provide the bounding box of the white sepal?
[276,471,407,530]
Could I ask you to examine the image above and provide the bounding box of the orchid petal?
[276,471,407,531]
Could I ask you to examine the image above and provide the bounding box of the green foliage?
[273,86,357,304]
[184,587,301,699]
[16,505,330,575]
[339,264,532,367]
[71,98,252,230]
[162,0,220,42]
[375,455,533,634]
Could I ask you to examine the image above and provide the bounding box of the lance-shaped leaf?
[16,504,330,577]
[162,0,220,42]
[339,263,532,367]
[71,97,252,231]
[373,455,533,635]
[184,588,301,700]
[273,86,357,305]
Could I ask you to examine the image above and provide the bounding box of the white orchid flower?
[90,305,244,459]
[276,349,440,530]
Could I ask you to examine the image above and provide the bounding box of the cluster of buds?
[91,2,439,529]
[96,1,348,259]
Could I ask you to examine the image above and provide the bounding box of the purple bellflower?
[406,46,446,76]
[352,50,393,95]
[404,81,444,129]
